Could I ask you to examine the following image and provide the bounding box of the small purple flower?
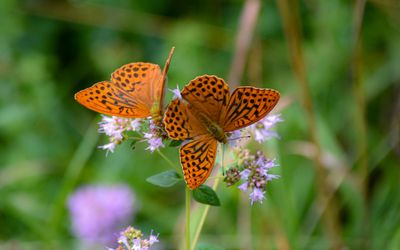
[240,169,252,180]
[99,118,123,141]
[98,142,118,156]
[133,238,142,250]
[67,184,136,245]
[98,115,143,154]
[230,150,279,205]
[140,119,165,152]
[148,232,159,245]
[143,133,164,152]
[130,119,142,131]
[110,226,159,250]
[248,114,283,143]
[238,182,248,191]
[249,187,265,205]
[170,85,182,99]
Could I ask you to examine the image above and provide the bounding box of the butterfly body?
[75,48,174,125]
[164,75,280,189]
[196,110,227,143]
[150,102,163,125]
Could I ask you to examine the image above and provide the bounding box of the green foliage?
[146,170,182,187]
[169,140,183,147]
[193,185,221,206]
[0,0,399,249]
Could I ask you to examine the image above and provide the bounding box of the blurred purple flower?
[68,184,136,245]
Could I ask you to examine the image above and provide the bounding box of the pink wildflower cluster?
[248,114,283,143]
[143,119,165,152]
[98,116,142,155]
[98,115,165,155]
[224,113,282,204]
[225,150,279,204]
[108,226,159,250]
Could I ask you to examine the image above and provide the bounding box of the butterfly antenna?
[227,135,251,141]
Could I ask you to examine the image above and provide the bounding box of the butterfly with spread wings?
[75,47,174,125]
[163,75,280,190]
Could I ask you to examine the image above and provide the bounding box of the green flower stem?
[132,131,180,172]
[191,174,222,250]
[125,136,143,140]
[156,149,181,172]
[186,186,191,250]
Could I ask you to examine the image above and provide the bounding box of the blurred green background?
[1,0,400,249]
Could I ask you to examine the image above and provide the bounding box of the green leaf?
[146,170,182,187]
[169,140,182,147]
[130,139,139,150]
[192,185,221,206]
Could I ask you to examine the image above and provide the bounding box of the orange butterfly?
[163,75,280,190]
[75,47,175,125]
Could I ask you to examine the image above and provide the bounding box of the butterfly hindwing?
[163,98,208,140]
[180,135,218,190]
[181,75,230,123]
[74,81,150,118]
[222,87,280,131]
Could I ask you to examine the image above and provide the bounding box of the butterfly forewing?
[181,75,230,123]
[180,135,218,190]
[222,87,280,132]
[164,98,208,140]
[74,81,150,118]
[111,62,163,116]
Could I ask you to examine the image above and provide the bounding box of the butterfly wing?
[180,75,230,123]
[221,87,280,131]
[74,80,151,118]
[180,135,218,190]
[164,97,217,189]
[163,98,208,140]
[75,62,162,118]
[111,62,163,116]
